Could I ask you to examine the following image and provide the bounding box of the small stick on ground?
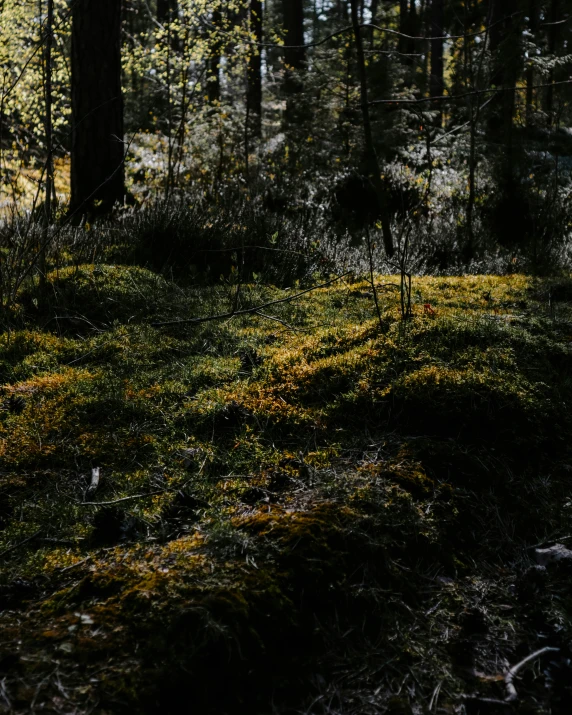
[505,647,559,702]
[80,476,198,507]
[80,490,166,506]
[151,273,351,328]
[460,646,560,706]
[59,556,92,573]
[254,310,302,332]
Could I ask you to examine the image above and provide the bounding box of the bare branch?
[151,273,352,328]
[370,79,572,106]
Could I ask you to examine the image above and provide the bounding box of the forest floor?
[1,266,572,714]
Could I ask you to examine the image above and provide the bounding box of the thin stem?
[365,226,383,329]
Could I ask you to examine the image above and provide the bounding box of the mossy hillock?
[1,267,572,713]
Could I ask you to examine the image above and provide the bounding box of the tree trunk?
[546,0,561,121]
[488,0,521,133]
[39,0,54,302]
[43,0,54,227]
[350,0,394,257]
[282,0,305,82]
[525,0,539,125]
[247,0,263,138]
[282,0,305,122]
[399,0,408,56]
[207,8,222,104]
[488,0,503,88]
[429,0,444,125]
[487,0,522,195]
[369,0,379,44]
[70,0,124,217]
[408,0,418,49]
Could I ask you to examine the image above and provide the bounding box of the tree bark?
[247,0,263,138]
[546,0,561,121]
[39,0,54,302]
[282,0,305,79]
[487,0,523,195]
[281,0,306,122]
[429,0,444,125]
[525,0,539,125]
[207,8,222,104]
[350,0,394,257]
[369,0,379,44]
[43,0,54,226]
[399,0,408,56]
[70,0,124,217]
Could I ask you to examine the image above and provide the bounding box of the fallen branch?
[460,646,560,706]
[59,556,92,573]
[80,490,166,507]
[505,647,559,702]
[0,529,43,560]
[151,273,351,328]
[460,695,510,707]
[254,310,301,331]
[79,475,198,507]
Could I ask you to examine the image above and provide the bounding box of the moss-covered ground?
[1,267,572,713]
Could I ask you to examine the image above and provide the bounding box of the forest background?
[2,0,572,291]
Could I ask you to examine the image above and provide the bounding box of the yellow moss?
[5,367,96,395]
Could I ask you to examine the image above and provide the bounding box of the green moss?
[1,271,572,713]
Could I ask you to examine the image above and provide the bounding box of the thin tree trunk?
[502,0,520,183]
[546,0,561,121]
[208,8,222,104]
[466,0,493,249]
[407,0,418,55]
[487,0,520,148]
[43,0,54,227]
[350,0,394,257]
[39,0,54,301]
[525,0,539,125]
[399,0,408,56]
[488,0,503,88]
[70,0,124,217]
[429,0,444,126]
[369,0,379,44]
[247,0,263,138]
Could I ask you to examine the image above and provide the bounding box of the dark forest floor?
[1,267,572,714]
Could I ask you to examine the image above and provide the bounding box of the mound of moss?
[1,267,572,713]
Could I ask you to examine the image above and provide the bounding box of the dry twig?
[151,273,351,328]
[505,647,559,702]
